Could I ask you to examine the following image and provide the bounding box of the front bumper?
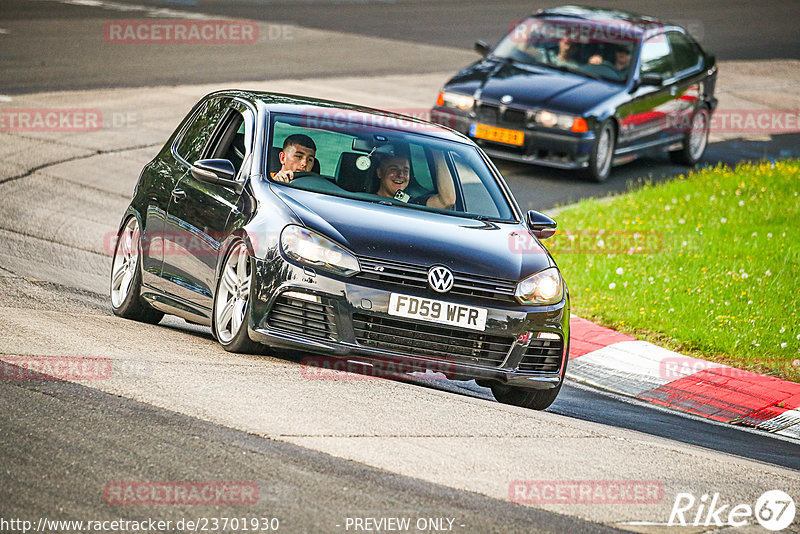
[248,257,570,390]
[432,108,596,169]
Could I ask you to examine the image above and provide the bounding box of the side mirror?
[638,73,664,87]
[474,40,491,57]
[191,159,239,186]
[527,210,557,239]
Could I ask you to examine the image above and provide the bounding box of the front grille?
[358,257,517,304]
[267,294,337,340]
[353,313,514,367]
[518,338,563,373]
[477,103,529,126]
[478,103,499,123]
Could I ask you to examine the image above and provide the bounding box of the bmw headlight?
[436,91,475,112]
[535,110,588,133]
[515,268,564,305]
[280,225,360,277]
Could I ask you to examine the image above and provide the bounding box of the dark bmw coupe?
[110,91,570,410]
[431,5,718,181]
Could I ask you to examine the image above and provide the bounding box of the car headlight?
[436,91,475,112]
[280,225,360,277]
[515,268,564,305]
[535,110,588,133]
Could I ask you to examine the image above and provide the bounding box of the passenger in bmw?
[373,151,456,209]
[271,134,317,183]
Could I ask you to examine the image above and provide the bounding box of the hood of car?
[445,59,620,115]
[274,187,554,282]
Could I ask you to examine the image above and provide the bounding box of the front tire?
[491,382,562,411]
[669,107,710,166]
[110,216,164,324]
[213,239,260,353]
[586,121,615,182]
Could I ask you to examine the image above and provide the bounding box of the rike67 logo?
[669,490,796,531]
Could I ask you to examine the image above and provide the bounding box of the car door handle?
[171,189,187,202]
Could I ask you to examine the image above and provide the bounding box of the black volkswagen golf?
[110,91,569,410]
[431,5,718,181]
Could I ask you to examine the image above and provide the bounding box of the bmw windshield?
[491,17,639,83]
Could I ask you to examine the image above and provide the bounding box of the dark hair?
[282,134,316,152]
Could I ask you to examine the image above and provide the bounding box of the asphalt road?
[1,368,621,533]
[1,0,799,531]
[2,0,799,94]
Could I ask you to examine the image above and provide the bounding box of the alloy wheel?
[111,217,139,309]
[215,242,252,344]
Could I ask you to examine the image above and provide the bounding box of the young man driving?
[271,134,317,183]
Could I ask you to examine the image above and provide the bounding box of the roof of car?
[533,5,670,36]
[211,90,472,145]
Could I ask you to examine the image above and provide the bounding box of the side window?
[451,152,500,218]
[409,143,433,190]
[205,106,252,177]
[175,98,228,164]
[640,36,675,79]
[667,31,701,74]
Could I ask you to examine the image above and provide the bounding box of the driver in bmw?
[271,134,316,183]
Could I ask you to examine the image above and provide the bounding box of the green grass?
[550,160,800,382]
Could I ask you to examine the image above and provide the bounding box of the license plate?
[388,293,487,331]
[470,123,525,146]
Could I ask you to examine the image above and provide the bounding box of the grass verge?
[550,160,800,382]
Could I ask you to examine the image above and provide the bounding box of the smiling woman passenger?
[373,151,456,209]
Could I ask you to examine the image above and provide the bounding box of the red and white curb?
[567,316,800,439]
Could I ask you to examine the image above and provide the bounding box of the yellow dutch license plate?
[471,123,525,146]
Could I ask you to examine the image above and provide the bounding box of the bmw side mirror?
[474,40,491,57]
[527,210,557,239]
[191,159,239,187]
[638,73,664,87]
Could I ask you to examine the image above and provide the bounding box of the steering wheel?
[588,62,623,79]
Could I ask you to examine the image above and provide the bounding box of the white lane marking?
[54,0,212,20]
[0,95,12,102]
[0,28,10,34]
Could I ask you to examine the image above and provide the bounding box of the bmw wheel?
[110,216,164,324]
[586,121,615,182]
[670,107,710,166]
[213,239,259,353]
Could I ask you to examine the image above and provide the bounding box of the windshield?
[266,112,516,221]
[492,17,638,83]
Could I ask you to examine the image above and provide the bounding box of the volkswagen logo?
[500,94,513,104]
[428,266,454,293]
